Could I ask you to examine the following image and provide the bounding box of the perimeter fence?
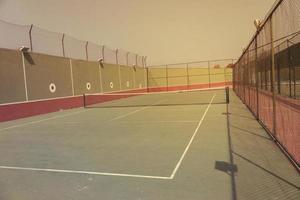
[148,59,235,91]
[233,0,300,166]
[0,20,146,67]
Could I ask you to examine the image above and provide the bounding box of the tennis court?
[0,88,299,200]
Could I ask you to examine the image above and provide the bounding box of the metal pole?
[62,34,65,57]
[208,61,211,88]
[146,67,149,92]
[166,65,169,91]
[186,63,190,90]
[116,49,119,65]
[126,52,129,66]
[29,24,33,52]
[287,40,292,98]
[102,46,105,62]
[116,49,122,90]
[255,36,259,119]
[270,16,277,136]
[276,46,281,95]
[247,50,251,105]
[85,41,89,61]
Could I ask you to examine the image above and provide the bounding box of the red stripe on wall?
[0,81,232,122]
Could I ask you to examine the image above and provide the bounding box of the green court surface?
[0,90,299,200]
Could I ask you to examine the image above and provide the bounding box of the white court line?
[0,166,171,180]
[119,120,199,124]
[0,110,87,132]
[106,100,165,123]
[170,94,216,179]
[107,106,150,122]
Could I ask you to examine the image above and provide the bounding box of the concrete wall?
[0,48,26,104]
[24,52,73,100]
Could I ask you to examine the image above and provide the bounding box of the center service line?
[170,94,216,179]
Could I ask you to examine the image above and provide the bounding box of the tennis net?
[83,87,230,108]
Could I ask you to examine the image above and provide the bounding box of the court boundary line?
[0,166,171,180]
[170,94,215,178]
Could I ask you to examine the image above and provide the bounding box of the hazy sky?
[0,0,275,65]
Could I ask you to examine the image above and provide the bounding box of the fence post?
[208,61,211,88]
[255,36,259,119]
[102,46,105,62]
[29,24,33,52]
[85,41,89,61]
[116,49,119,65]
[146,67,149,92]
[116,49,122,90]
[62,34,65,57]
[126,52,129,66]
[287,40,292,98]
[166,65,169,91]
[186,63,190,90]
[247,50,251,105]
[135,54,138,66]
[270,15,277,136]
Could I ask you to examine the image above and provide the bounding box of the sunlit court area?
[0,0,299,199]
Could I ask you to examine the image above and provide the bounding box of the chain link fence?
[0,19,147,67]
[233,0,300,166]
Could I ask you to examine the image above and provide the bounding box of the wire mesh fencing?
[148,59,235,91]
[233,0,300,167]
[0,19,147,67]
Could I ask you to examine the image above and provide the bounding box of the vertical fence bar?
[276,46,281,95]
[224,66,226,87]
[85,42,89,61]
[270,15,277,136]
[62,34,65,57]
[29,24,33,52]
[101,46,105,62]
[287,40,292,98]
[208,61,211,88]
[146,67,149,92]
[116,49,122,91]
[126,52,129,66]
[98,48,103,93]
[247,49,251,105]
[133,65,136,89]
[166,65,169,91]
[255,36,259,118]
[186,63,190,89]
